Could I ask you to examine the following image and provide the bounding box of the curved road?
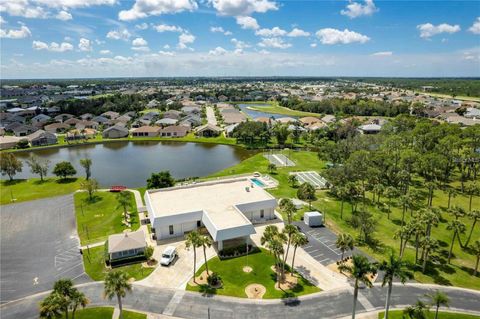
[1,282,479,319]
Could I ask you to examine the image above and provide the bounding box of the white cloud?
[0,0,47,19]
[106,29,131,40]
[316,28,370,44]
[371,51,393,56]
[255,27,286,37]
[236,16,259,30]
[231,38,250,51]
[209,46,228,56]
[78,38,92,51]
[341,0,378,18]
[55,10,72,20]
[158,50,174,56]
[135,22,149,30]
[33,40,74,52]
[100,49,111,54]
[310,43,317,48]
[163,44,170,49]
[153,24,183,32]
[119,0,198,21]
[468,17,480,34]
[31,0,116,8]
[0,25,31,38]
[287,28,310,37]
[258,37,291,49]
[209,0,278,16]
[131,46,150,52]
[132,37,148,46]
[178,32,195,49]
[0,16,6,24]
[417,23,460,38]
[210,26,232,35]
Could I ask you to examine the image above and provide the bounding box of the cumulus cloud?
[316,28,370,45]
[255,27,286,37]
[209,0,277,16]
[106,29,131,40]
[0,25,31,38]
[236,16,259,30]
[135,22,149,30]
[210,26,232,35]
[178,32,195,49]
[287,28,310,37]
[209,46,228,56]
[55,10,72,21]
[371,51,393,56]
[258,37,291,49]
[153,24,183,32]
[33,40,73,52]
[119,0,198,21]
[468,17,480,34]
[231,38,250,52]
[132,37,148,46]
[417,23,460,38]
[341,0,378,18]
[100,49,111,54]
[78,38,92,51]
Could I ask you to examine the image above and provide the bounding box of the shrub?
[144,246,154,260]
[16,139,30,149]
[207,272,221,286]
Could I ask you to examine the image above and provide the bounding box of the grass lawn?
[0,177,83,205]
[82,245,154,281]
[74,191,139,245]
[378,310,480,319]
[71,307,146,319]
[206,150,480,290]
[238,101,322,117]
[186,248,320,299]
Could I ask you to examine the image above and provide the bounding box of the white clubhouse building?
[145,177,277,250]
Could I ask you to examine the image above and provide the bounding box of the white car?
[160,246,177,266]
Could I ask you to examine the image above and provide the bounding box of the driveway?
[0,195,89,303]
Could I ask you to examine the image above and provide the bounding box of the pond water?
[237,103,298,119]
[13,141,256,188]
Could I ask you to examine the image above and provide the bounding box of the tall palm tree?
[104,270,132,319]
[447,188,457,209]
[411,219,425,264]
[70,289,89,319]
[268,238,286,283]
[116,191,132,225]
[337,185,348,220]
[466,183,480,212]
[200,235,213,276]
[471,240,480,276]
[448,205,466,220]
[185,231,203,283]
[446,220,466,263]
[465,210,480,247]
[426,290,449,319]
[290,232,308,275]
[336,233,355,261]
[261,225,287,281]
[53,279,74,319]
[282,224,298,267]
[338,255,377,319]
[379,253,413,319]
[420,237,439,273]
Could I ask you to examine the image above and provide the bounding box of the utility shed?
[304,211,323,227]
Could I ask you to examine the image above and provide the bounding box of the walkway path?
[205,107,218,126]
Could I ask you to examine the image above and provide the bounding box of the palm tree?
[426,290,449,319]
[282,224,298,268]
[39,293,65,319]
[338,255,377,319]
[420,237,439,273]
[70,290,89,319]
[337,185,348,220]
[446,220,466,263]
[185,231,203,283]
[466,183,480,212]
[267,163,277,174]
[403,300,430,319]
[290,232,308,275]
[394,223,414,260]
[200,235,213,276]
[447,188,457,209]
[336,233,354,261]
[379,253,413,319]
[465,210,480,247]
[374,183,385,204]
[103,270,132,319]
[288,174,297,187]
[53,279,74,319]
[261,225,287,281]
[116,191,132,225]
[280,199,296,224]
[448,205,466,220]
[268,238,286,283]
[471,240,480,276]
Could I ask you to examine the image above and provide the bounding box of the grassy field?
[186,248,320,299]
[238,101,322,117]
[74,191,139,245]
[0,177,83,205]
[71,307,146,319]
[378,310,480,319]
[414,91,480,102]
[206,151,480,290]
[82,245,154,281]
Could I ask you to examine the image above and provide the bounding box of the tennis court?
[291,171,329,189]
[264,153,295,167]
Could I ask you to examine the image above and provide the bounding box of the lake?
[13,141,256,188]
[237,103,297,119]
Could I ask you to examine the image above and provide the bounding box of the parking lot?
[0,195,90,303]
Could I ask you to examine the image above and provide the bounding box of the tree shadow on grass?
[83,194,103,205]
[421,260,452,286]
[33,179,49,185]
[56,177,78,184]
[391,219,403,226]
[2,179,27,186]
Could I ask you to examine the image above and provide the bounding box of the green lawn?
[82,245,154,281]
[0,177,83,205]
[206,150,480,290]
[378,310,480,319]
[74,191,139,245]
[186,248,320,299]
[71,307,146,319]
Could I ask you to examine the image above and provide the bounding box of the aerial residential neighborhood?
[1,0,480,319]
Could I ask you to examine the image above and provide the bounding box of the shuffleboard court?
[263,153,295,167]
[291,171,329,189]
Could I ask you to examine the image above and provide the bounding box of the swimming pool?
[250,178,266,187]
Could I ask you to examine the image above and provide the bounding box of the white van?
[160,246,177,266]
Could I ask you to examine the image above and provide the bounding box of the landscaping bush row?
[219,244,259,260]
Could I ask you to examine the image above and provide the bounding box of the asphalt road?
[0,195,90,304]
[1,282,479,319]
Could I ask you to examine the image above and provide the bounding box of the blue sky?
[1,0,479,78]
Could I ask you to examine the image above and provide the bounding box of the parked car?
[160,246,177,266]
